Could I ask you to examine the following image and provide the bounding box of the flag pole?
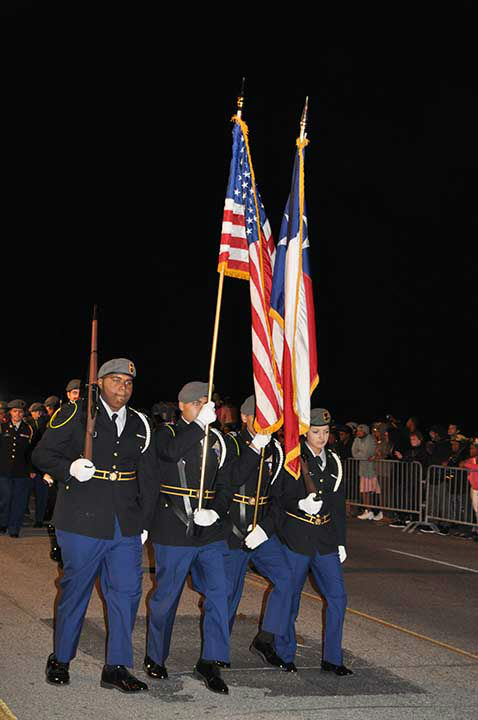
[197,80,246,510]
[252,449,266,529]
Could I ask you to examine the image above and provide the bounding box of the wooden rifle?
[83,305,98,461]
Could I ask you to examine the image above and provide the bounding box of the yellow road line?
[244,574,478,662]
[0,699,17,720]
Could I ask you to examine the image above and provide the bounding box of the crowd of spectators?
[1,393,477,542]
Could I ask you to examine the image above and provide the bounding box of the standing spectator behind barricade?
[335,425,354,461]
[390,431,428,528]
[352,424,380,520]
[219,397,239,432]
[0,401,10,428]
[421,426,452,535]
[460,442,478,540]
[405,416,419,434]
[446,437,470,537]
[371,423,391,521]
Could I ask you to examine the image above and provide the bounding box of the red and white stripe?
[218,198,250,280]
[249,219,282,434]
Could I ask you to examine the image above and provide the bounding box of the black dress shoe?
[249,638,289,671]
[143,655,168,679]
[46,653,70,685]
[50,545,62,562]
[321,660,353,676]
[283,662,298,672]
[100,665,148,693]
[194,659,228,694]
[9,533,19,538]
[215,660,231,669]
[0,526,6,534]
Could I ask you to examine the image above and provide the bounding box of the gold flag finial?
[300,96,309,141]
[237,76,246,118]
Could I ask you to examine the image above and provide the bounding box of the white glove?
[193,508,219,527]
[70,458,96,482]
[141,530,148,544]
[298,493,323,515]
[195,401,216,427]
[251,433,271,451]
[244,524,268,549]
[338,545,347,563]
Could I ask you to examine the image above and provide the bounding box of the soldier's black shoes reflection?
[143,655,168,679]
[45,653,70,685]
[321,660,353,675]
[100,665,148,693]
[50,545,60,560]
[194,659,229,694]
[249,638,290,671]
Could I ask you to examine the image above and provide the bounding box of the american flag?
[218,117,282,433]
[270,138,318,476]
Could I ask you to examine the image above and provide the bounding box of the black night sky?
[2,26,478,434]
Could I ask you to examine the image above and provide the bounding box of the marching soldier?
[33,359,153,693]
[0,399,35,537]
[65,379,82,404]
[44,395,61,418]
[201,395,296,671]
[142,381,262,695]
[26,402,49,527]
[244,408,352,676]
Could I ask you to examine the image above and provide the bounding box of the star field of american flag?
[218,119,282,433]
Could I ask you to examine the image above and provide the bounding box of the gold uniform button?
[65,485,70,490]
[113,452,118,457]
[112,465,117,470]
[320,479,324,483]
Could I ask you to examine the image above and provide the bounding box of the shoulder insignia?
[129,407,151,452]
[271,438,284,485]
[163,423,176,437]
[330,451,343,492]
[227,432,241,456]
[211,427,227,468]
[49,402,78,429]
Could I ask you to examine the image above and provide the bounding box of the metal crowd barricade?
[344,458,424,532]
[425,464,478,530]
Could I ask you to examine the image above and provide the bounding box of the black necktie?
[111,413,118,438]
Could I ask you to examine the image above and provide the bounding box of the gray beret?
[29,402,45,412]
[0,400,8,411]
[310,408,332,427]
[98,358,137,379]
[240,395,256,417]
[178,381,209,403]
[8,399,26,410]
[66,378,81,392]
[44,395,61,408]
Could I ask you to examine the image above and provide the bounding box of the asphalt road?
[0,517,477,720]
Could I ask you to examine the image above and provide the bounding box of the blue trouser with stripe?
[274,546,347,665]
[55,516,143,666]
[0,476,31,534]
[219,534,293,635]
[147,541,230,665]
